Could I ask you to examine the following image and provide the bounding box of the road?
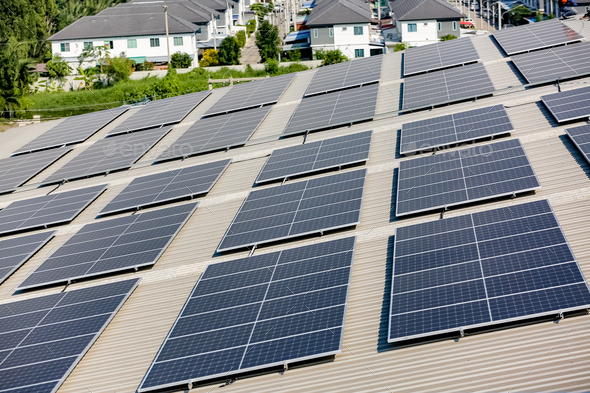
[241,33,261,65]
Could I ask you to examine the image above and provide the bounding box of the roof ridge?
[168,13,200,30]
[399,0,426,19]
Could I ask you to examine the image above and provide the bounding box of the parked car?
[470,3,480,10]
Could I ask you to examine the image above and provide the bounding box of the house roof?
[392,0,463,21]
[48,13,200,41]
[130,0,231,12]
[99,2,220,24]
[306,0,371,26]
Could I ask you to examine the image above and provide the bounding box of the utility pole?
[211,14,217,50]
[498,2,502,30]
[479,0,483,30]
[164,5,171,65]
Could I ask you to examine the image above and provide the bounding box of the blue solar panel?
[0,231,55,285]
[565,124,590,165]
[390,199,590,342]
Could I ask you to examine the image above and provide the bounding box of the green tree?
[394,42,409,52]
[199,49,219,67]
[46,54,72,81]
[171,52,192,68]
[250,3,270,23]
[287,49,301,62]
[255,21,281,62]
[440,34,457,41]
[235,30,247,47]
[508,4,531,24]
[74,66,97,90]
[313,48,326,60]
[218,37,241,65]
[265,58,279,74]
[105,56,134,82]
[156,66,182,97]
[322,49,348,66]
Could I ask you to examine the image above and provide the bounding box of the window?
[215,14,220,19]
[103,40,113,49]
[423,23,428,26]
[150,38,160,47]
[127,39,137,48]
[438,22,442,31]
[173,37,183,46]
[408,23,417,32]
[453,21,457,30]
[83,42,93,50]
[354,48,364,58]
[60,43,70,52]
[196,28,202,34]
[313,29,318,38]
[328,28,333,37]
[354,26,363,35]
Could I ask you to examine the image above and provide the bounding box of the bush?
[314,48,326,60]
[236,30,247,47]
[171,52,192,68]
[246,19,256,37]
[218,37,241,65]
[199,49,219,67]
[322,49,348,66]
[105,56,134,82]
[287,49,301,62]
[135,61,154,71]
[440,34,457,41]
[394,42,409,52]
[265,58,279,74]
[46,54,72,80]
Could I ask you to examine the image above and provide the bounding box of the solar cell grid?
[218,169,366,252]
[565,124,590,164]
[108,91,211,135]
[305,56,382,96]
[13,107,129,155]
[396,139,541,216]
[0,278,139,393]
[0,231,55,285]
[400,105,514,155]
[541,85,590,123]
[256,131,372,183]
[18,203,197,290]
[138,237,355,392]
[390,199,590,342]
[0,184,107,237]
[404,38,480,76]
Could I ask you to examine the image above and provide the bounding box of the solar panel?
[0,148,71,195]
[0,184,107,237]
[283,84,378,136]
[389,199,590,342]
[204,74,295,117]
[565,124,590,164]
[218,169,366,252]
[0,278,139,393]
[540,85,590,123]
[402,63,495,111]
[396,139,541,216]
[403,38,480,76]
[510,42,590,85]
[138,237,355,392]
[12,107,129,155]
[156,106,271,163]
[0,231,55,285]
[107,91,211,135]
[99,159,231,216]
[492,19,584,55]
[42,127,172,185]
[256,131,372,184]
[305,56,382,96]
[400,105,514,156]
[18,203,197,290]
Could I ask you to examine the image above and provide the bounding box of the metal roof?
[306,0,371,26]
[392,0,463,21]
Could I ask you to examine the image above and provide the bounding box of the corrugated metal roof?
[1,21,590,393]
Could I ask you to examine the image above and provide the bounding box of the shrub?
[105,56,134,82]
[46,54,72,80]
[322,49,348,66]
[135,61,154,71]
[171,52,192,68]
[287,49,301,62]
[394,42,408,52]
[236,30,247,47]
[199,49,219,67]
[246,19,256,37]
[440,34,457,41]
[313,48,326,60]
[218,37,241,65]
[265,58,279,74]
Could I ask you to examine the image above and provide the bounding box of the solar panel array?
[492,19,584,55]
[108,91,211,135]
[565,124,590,164]
[19,203,197,290]
[283,84,379,136]
[42,127,172,185]
[396,139,541,216]
[389,199,590,342]
[400,105,514,155]
[0,184,107,236]
[402,63,495,111]
[541,85,590,123]
[510,42,590,85]
[138,237,355,392]
[218,169,366,252]
[305,56,382,96]
[0,278,139,393]
[156,106,271,162]
[204,74,295,116]
[99,159,231,216]
[257,131,372,183]
[403,38,480,76]
[13,107,129,155]
[0,148,71,194]
[0,231,55,284]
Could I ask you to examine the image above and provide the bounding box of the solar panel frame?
[41,127,172,185]
[399,105,515,155]
[305,56,382,96]
[107,91,211,135]
[0,148,71,195]
[0,231,55,285]
[389,200,590,342]
[283,84,379,136]
[396,139,541,217]
[402,63,495,111]
[0,184,107,237]
[98,159,231,216]
[217,169,366,252]
[12,107,129,156]
[540,86,590,123]
[403,38,480,76]
[17,203,197,290]
[137,237,355,392]
[565,124,590,165]
[256,131,373,184]
[0,278,140,393]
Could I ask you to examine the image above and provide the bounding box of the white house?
[392,0,464,47]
